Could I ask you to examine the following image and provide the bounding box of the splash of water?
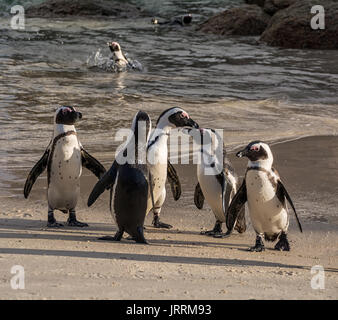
[86,48,115,71]
[86,48,142,73]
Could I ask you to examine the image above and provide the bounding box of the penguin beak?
[236,148,248,158]
[186,118,199,129]
[107,42,120,52]
[77,112,82,120]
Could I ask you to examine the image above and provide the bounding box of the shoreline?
[0,134,337,299]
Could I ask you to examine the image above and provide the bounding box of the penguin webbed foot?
[201,229,218,236]
[152,215,172,229]
[47,221,64,228]
[249,235,265,252]
[213,230,232,239]
[67,218,89,227]
[249,244,265,252]
[67,210,88,227]
[274,232,290,251]
[47,210,63,228]
[200,221,222,236]
[112,228,148,244]
[125,236,148,244]
[98,235,118,241]
[99,229,124,241]
[135,226,148,244]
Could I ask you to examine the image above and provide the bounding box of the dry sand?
[0,135,337,300]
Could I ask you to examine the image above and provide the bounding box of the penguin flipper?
[23,148,49,198]
[194,182,204,209]
[167,160,181,201]
[81,148,106,179]
[216,172,232,218]
[226,179,247,231]
[276,180,303,233]
[87,162,118,207]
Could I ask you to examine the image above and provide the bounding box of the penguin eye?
[251,145,260,152]
[62,107,72,114]
[180,112,189,119]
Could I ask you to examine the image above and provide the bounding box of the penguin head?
[119,110,151,164]
[156,107,199,130]
[182,14,192,25]
[107,41,128,65]
[236,141,273,164]
[182,127,222,151]
[131,110,152,144]
[107,41,121,53]
[55,106,82,125]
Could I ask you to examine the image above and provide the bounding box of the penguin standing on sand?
[24,106,106,227]
[147,107,199,228]
[226,141,303,251]
[88,111,153,243]
[183,128,246,237]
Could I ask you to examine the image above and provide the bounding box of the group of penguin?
[24,103,303,252]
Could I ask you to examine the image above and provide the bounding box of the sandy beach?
[0,135,337,300]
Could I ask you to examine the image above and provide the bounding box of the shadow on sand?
[1,218,337,273]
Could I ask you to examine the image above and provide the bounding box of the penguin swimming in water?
[226,141,303,251]
[151,14,193,26]
[24,106,106,227]
[183,128,246,237]
[147,107,199,228]
[87,111,152,243]
[107,41,131,71]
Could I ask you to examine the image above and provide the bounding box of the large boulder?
[263,0,297,15]
[197,5,271,36]
[26,0,142,18]
[260,0,338,49]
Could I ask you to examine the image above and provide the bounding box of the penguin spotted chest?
[146,107,199,229]
[246,169,288,237]
[24,106,106,227]
[183,127,245,237]
[226,141,303,252]
[48,133,82,211]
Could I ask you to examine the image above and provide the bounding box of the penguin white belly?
[48,135,82,210]
[246,171,288,236]
[146,144,168,214]
[197,165,224,222]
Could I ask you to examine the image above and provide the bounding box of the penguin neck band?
[147,132,169,150]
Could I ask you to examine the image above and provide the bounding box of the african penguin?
[226,141,303,252]
[183,128,246,237]
[24,106,106,227]
[151,14,192,26]
[146,107,199,228]
[87,111,152,243]
[107,41,130,70]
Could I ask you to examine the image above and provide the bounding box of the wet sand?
[0,135,337,299]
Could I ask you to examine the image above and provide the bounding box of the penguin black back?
[113,110,151,243]
[90,110,152,244]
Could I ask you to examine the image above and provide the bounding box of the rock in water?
[260,0,338,49]
[197,5,271,36]
[263,0,297,15]
[26,0,142,18]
